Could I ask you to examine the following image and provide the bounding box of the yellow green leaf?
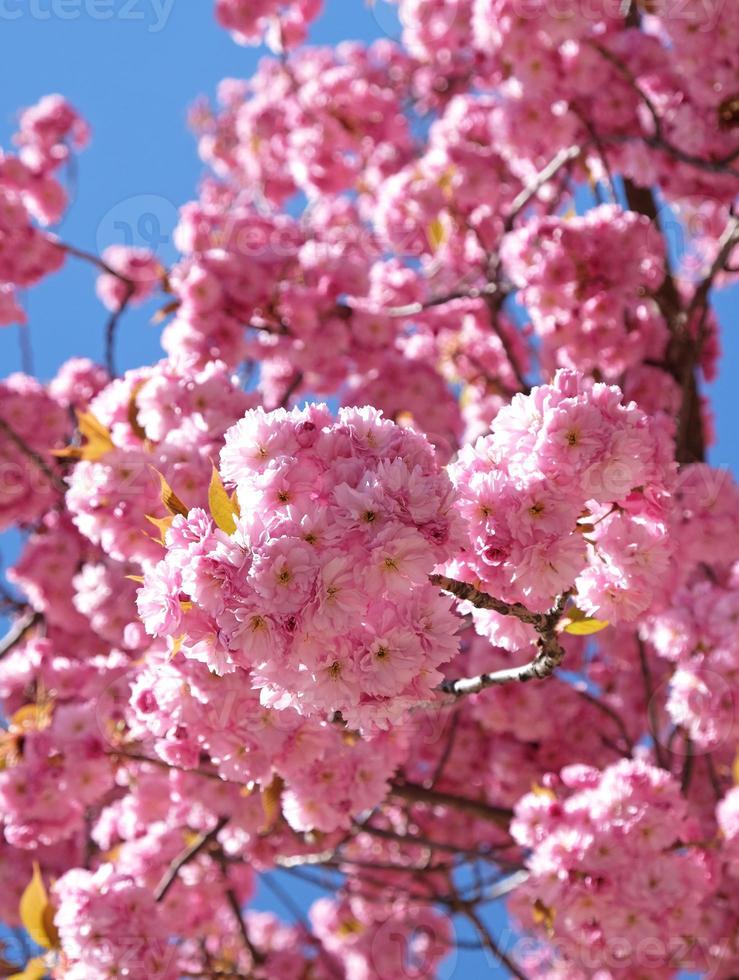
[563,615,610,636]
[426,215,447,252]
[127,381,148,442]
[260,775,284,833]
[125,575,145,584]
[151,468,189,518]
[151,298,181,325]
[169,635,185,660]
[208,466,238,535]
[52,411,114,462]
[145,513,174,546]
[530,783,556,800]
[532,898,555,936]
[11,704,50,733]
[436,165,456,199]
[19,865,58,950]
[8,957,49,980]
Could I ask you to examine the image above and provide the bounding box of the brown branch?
[109,749,230,782]
[0,416,67,494]
[154,816,228,902]
[58,241,136,282]
[223,885,265,968]
[685,213,739,324]
[429,575,544,626]
[278,370,304,409]
[383,281,500,319]
[214,849,265,967]
[0,610,42,660]
[638,639,667,770]
[462,905,529,980]
[105,280,136,378]
[590,44,739,178]
[505,144,581,229]
[429,575,570,694]
[390,780,513,829]
[352,821,503,859]
[576,688,635,754]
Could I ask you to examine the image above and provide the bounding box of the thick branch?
[429,575,544,626]
[0,611,42,660]
[430,575,570,695]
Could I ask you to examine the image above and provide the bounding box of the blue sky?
[0,1,736,975]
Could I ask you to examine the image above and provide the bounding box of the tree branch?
[390,780,513,829]
[154,817,229,902]
[505,144,581,229]
[429,575,570,694]
[105,280,136,378]
[462,906,529,980]
[0,417,67,494]
[0,611,42,660]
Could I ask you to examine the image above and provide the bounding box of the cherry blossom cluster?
[0,373,69,528]
[215,0,322,52]
[0,95,88,326]
[510,760,715,976]
[447,369,675,621]
[129,649,407,832]
[311,894,452,979]
[0,0,738,973]
[138,403,461,730]
[65,357,255,564]
[501,204,668,379]
[53,865,178,980]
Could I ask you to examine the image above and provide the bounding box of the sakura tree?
[0,0,738,977]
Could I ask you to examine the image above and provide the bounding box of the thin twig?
[222,883,265,967]
[390,780,512,829]
[576,688,635,754]
[279,370,304,409]
[57,241,136,281]
[105,280,136,377]
[17,322,33,375]
[0,417,67,494]
[154,816,228,902]
[685,214,739,324]
[383,281,500,319]
[505,145,581,228]
[463,906,529,980]
[681,736,695,795]
[638,639,667,769]
[483,292,530,393]
[590,44,739,178]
